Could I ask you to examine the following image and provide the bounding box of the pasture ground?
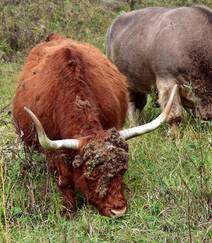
[0,1,211,242]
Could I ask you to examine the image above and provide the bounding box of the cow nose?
[110,206,127,218]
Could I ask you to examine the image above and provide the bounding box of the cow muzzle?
[110,206,127,218]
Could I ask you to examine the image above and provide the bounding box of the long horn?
[119,85,178,140]
[24,107,79,150]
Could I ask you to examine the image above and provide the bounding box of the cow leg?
[46,153,76,216]
[151,87,160,107]
[128,90,147,125]
[57,164,76,217]
[128,100,137,126]
[179,85,196,113]
[58,182,76,218]
[131,91,147,111]
[156,78,182,131]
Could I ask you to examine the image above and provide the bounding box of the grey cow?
[106,6,212,128]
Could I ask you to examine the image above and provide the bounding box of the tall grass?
[0,0,211,242]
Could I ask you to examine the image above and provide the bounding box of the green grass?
[0,1,212,242]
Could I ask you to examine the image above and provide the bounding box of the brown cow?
[13,33,177,217]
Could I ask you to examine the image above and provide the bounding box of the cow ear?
[52,47,80,69]
[45,33,65,42]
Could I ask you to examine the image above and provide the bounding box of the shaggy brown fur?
[13,33,129,217]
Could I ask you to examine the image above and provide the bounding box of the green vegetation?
[0,0,211,242]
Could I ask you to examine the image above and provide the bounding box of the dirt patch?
[73,128,128,197]
[191,44,212,117]
[178,44,212,120]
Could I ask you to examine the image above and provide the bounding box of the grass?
[0,0,212,242]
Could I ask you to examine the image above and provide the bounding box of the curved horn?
[119,85,178,140]
[24,107,80,150]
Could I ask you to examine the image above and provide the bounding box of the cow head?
[72,129,128,217]
[194,97,212,120]
[188,47,212,121]
[24,85,177,217]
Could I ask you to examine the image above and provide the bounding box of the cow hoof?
[167,116,182,138]
[167,125,180,139]
[62,208,77,219]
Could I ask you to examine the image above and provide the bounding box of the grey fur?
[106,6,212,123]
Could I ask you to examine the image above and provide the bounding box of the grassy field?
[0,1,211,242]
